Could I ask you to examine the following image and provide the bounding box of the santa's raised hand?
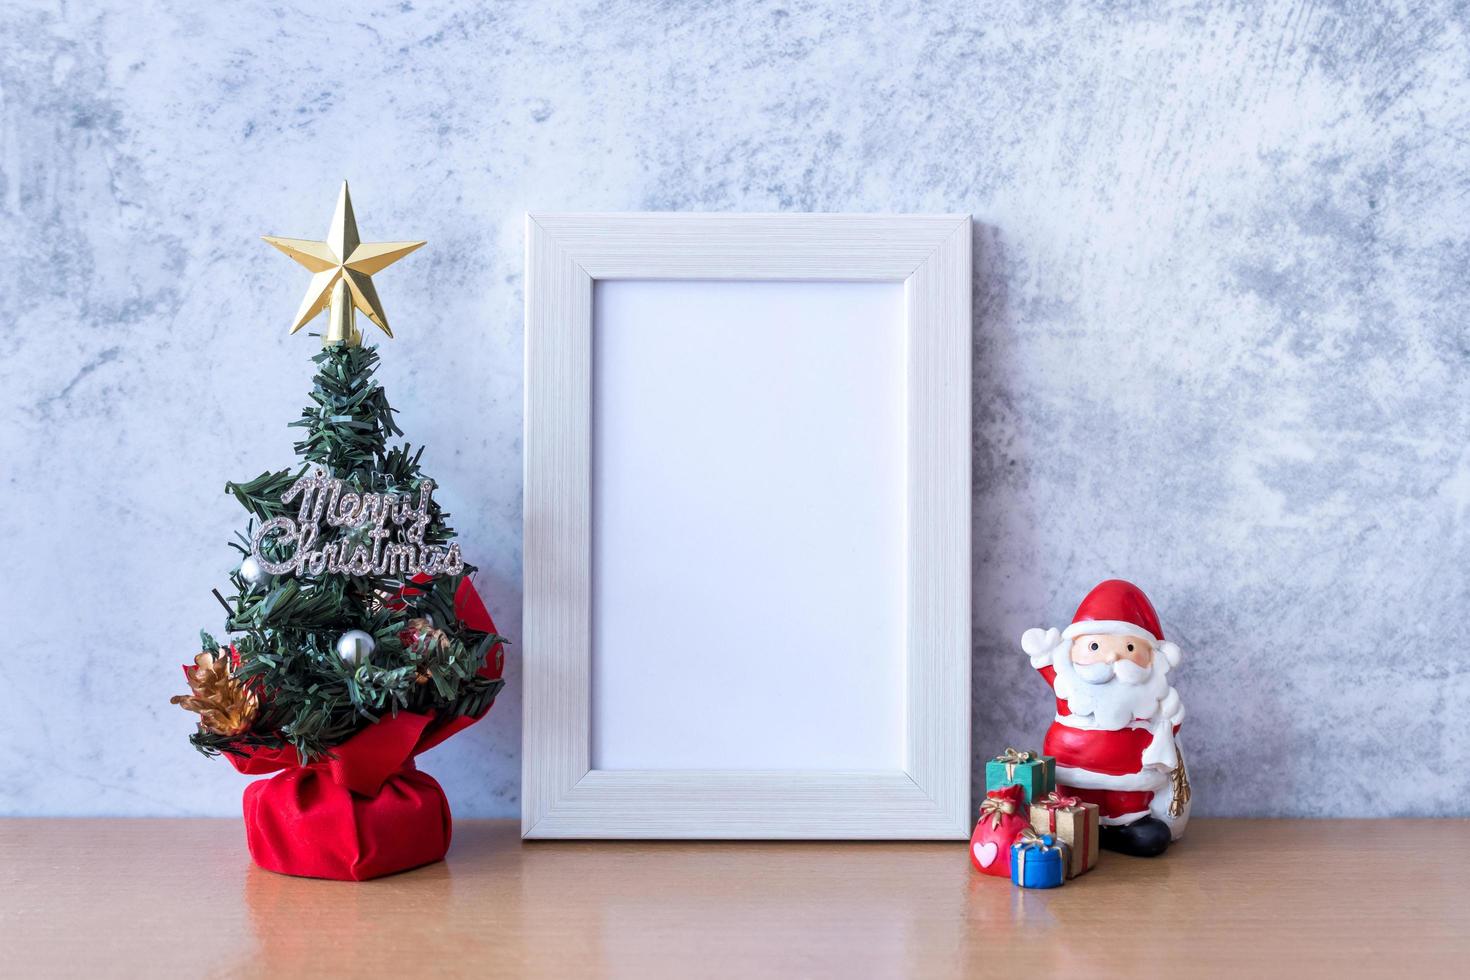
[1020,626,1061,664]
[1023,579,1191,857]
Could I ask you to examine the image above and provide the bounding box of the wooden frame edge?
[524,213,972,839]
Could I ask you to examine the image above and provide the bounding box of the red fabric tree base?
[234,712,453,881]
[242,760,452,881]
[226,577,502,881]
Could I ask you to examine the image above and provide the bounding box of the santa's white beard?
[1052,651,1172,731]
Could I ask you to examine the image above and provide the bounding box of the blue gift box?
[1010,831,1068,889]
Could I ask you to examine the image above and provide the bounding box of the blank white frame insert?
[591,279,907,772]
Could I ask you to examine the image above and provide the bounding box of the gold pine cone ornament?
[172,648,259,736]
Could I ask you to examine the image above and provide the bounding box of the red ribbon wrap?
[1037,790,1079,810]
[223,576,504,881]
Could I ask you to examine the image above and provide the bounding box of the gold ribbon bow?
[1016,827,1048,847]
[993,747,1035,780]
[978,795,1016,830]
[1038,791,1080,811]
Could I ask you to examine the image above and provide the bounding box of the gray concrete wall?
[2,0,1465,817]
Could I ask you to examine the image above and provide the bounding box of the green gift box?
[984,747,1056,804]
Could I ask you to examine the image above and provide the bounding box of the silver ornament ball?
[335,629,376,664]
[239,556,270,588]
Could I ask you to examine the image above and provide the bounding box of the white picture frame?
[522,213,972,839]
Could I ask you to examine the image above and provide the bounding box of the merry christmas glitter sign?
[250,469,464,579]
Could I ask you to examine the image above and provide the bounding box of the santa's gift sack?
[984,747,1056,804]
[1028,791,1100,877]
[1010,829,1069,889]
[242,759,450,881]
[970,784,1029,878]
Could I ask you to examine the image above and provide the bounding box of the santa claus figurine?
[1021,579,1190,857]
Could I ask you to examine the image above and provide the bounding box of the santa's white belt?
[1054,763,1169,793]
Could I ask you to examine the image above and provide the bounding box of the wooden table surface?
[1,818,1465,978]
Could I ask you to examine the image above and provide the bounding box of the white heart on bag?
[973,841,998,868]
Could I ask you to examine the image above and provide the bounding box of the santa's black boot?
[1100,817,1171,857]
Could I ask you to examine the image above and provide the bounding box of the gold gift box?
[1028,794,1100,877]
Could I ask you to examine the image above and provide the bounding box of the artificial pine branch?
[226,468,302,521]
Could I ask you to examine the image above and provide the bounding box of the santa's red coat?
[1038,665,1180,824]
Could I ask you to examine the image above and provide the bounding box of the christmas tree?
[174,183,505,764]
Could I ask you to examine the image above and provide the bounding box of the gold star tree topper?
[263,181,425,347]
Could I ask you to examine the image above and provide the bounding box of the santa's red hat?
[1061,579,1167,646]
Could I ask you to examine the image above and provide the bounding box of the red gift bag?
[227,577,503,881]
[970,784,1028,877]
